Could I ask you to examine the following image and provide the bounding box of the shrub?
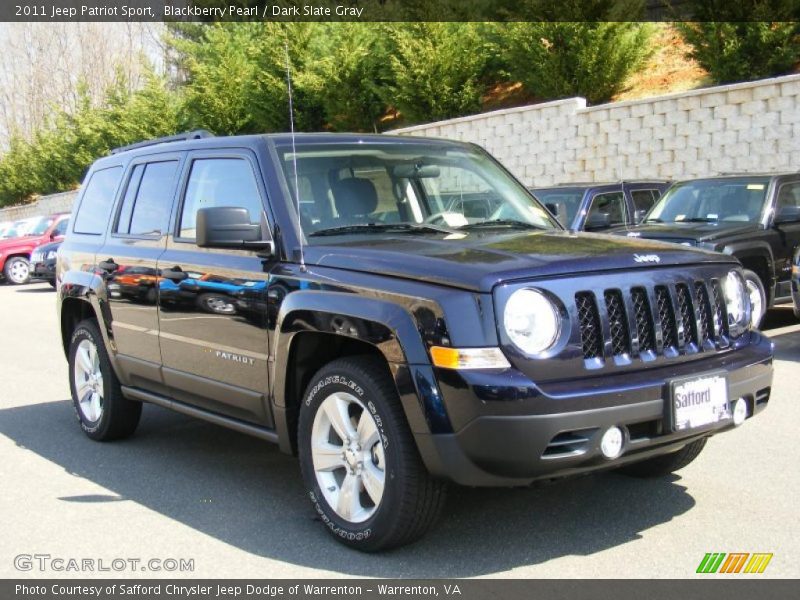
[503,22,655,104]
[383,23,494,124]
[676,22,800,84]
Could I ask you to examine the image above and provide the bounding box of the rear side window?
[115,161,178,236]
[178,158,263,240]
[73,166,123,235]
[631,189,659,214]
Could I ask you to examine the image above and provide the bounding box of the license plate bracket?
[666,371,730,432]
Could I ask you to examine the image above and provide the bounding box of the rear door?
[98,153,183,393]
[157,149,274,426]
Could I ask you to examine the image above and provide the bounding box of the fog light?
[600,426,624,459]
[732,398,748,426]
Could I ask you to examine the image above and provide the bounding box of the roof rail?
[110,130,214,155]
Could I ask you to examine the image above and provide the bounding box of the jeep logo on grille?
[633,253,661,264]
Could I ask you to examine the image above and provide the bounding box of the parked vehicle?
[530,181,671,231]
[58,132,772,551]
[791,246,800,318]
[612,173,800,328]
[29,240,62,287]
[0,221,13,239]
[0,213,70,285]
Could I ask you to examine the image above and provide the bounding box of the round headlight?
[724,271,748,329]
[503,289,561,354]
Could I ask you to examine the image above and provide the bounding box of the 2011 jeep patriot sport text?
[57,132,773,551]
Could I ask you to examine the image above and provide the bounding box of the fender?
[271,290,453,453]
[720,240,775,287]
[58,268,129,383]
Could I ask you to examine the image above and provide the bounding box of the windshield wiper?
[677,217,718,223]
[644,217,663,223]
[309,223,454,237]
[457,219,548,231]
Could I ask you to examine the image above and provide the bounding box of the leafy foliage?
[503,22,655,103]
[676,21,800,84]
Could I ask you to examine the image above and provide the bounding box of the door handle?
[98,259,118,272]
[161,267,187,281]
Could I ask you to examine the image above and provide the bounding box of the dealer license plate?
[672,374,730,431]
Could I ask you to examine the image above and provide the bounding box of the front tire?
[618,438,707,478]
[3,256,30,285]
[68,319,141,441]
[298,356,446,551]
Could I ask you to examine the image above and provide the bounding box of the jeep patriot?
[57,132,773,551]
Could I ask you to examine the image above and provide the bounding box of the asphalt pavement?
[1,282,798,578]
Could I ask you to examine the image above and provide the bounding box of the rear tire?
[68,319,141,441]
[742,269,766,328]
[298,356,446,551]
[3,256,30,285]
[618,438,707,478]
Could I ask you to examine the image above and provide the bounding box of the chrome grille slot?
[576,292,603,360]
[631,287,655,354]
[711,279,729,338]
[655,286,678,352]
[676,283,698,350]
[604,289,631,357]
[694,281,713,345]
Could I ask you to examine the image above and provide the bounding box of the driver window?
[179,158,264,240]
[587,192,627,227]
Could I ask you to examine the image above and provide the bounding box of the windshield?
[276,141,559,240]
[646,178,770,224]
[530,188,586,226]
[25,216,54,236]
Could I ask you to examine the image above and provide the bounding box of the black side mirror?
[196,207,273,254]
[585,212,612,231]
[634,209,648,223]
[774,205,800,225]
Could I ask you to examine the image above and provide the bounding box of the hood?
[610,221,761,244]
[304,230,733,292]
[0,234,42,251]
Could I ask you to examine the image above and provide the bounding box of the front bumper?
[415,331,773,486]
[31,261,56,282]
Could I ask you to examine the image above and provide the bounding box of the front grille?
[604,290,631,356]
[576,292,603,359]
[576,278,728,368]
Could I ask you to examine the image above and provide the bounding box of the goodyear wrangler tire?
[618,438,707,478]
[68,319,142,441]
[298,356,446,551]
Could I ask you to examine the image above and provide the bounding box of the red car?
[0,213,70,285]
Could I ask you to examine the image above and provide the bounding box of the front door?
[769,179,800,300]
[157,150,274,426]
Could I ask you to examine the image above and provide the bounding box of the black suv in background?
[57,132,772,551]
[613,173,800,327]
[30,240,62,287]
[531,181,671,232]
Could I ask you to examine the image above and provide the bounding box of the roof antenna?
[285,42,306,272]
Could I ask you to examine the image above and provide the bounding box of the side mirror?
[634,209,648,223]
[774,205,800,225]
[585,212,612,231]
[196,207,274,254]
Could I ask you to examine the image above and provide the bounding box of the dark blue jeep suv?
[56,132,773,551]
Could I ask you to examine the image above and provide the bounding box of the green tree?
[306,24,393,132]
[503,22,654,104]
[383,23,495,124]
[677,22,800,84]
